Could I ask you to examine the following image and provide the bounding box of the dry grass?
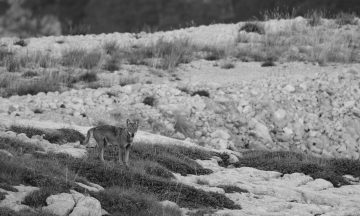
[119,75,139,86]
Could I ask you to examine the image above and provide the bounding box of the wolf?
[82,119,139,166]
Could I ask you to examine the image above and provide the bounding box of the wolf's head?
[126,119,139,140]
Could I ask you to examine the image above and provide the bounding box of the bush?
[5,55,20,72]
[9,125,85,144]
[13,39,27,47]
[119,75,138,86]
[61,48,87,67]
[21,70,39,78]
[234,151,360,187]
[103,40,119,55]
[217,185,249,194]
[143,96,156,107]
[103,55,120,72]
[191,90,210,97]
[80,50,102,69]
[0,183,18,192]
[200,46,226,61]
[240,22,265,34]
[93,187,182,216]
[0,192,7,201]
[336,12,358,26]
[0,207,57,216]
[261,60,276,67]
[306,10,325,26]
[22,187,56,208]
[0,136,43,155]
[78,71,98,82]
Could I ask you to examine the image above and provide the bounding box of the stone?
[43,193,75,216]
[211,129,231,140]
[0,149,13,158]
[69,196,102,216]
[228,154,239,164]
[283,84,296,93]
[249,118,273,143]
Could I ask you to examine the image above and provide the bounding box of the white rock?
[0,149,13,158]
[43,193,75,216]
[283,84,296,93]
[249,118,273,143]
[228,154,239,164]
[211,129,231,140]
[69,196,102,216]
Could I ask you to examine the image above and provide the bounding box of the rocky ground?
[1,17,360,215]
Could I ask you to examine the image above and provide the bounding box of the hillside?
[0,16,360,215]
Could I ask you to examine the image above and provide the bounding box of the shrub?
[103,40,119,55]
[13,39,27,47]
[143,96,156,107]
[0,183,18,192]
[78,71,98,83]
[173,114,194,139]
[234,151,360,187]
[22,187,55,208]
[103,55,120,72]
[220,60,235,69]
[119,75,138,86]
[0,136,43,155]
[21,70,39,78]
[0,192,7,201]
[336,12,358,26]
[0,207,57,216]
[217,185,249,194]
[9,125,85,144]
[191,90,210,97]
[5,55,20,72]
[306,10,325,26]
[93,187,181,216]
[261,60,276,67]
[240,22,265,34]
[61,48,87,67]
[80,50,102,69]
[200,46,226,61]
[0,49,13,64]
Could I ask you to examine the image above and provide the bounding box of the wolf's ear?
[126,119,131,125]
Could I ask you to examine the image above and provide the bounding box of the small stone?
[228,154,239,164]
[283,85,296,93]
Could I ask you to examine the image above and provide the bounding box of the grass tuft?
[143,96,156,107]
[78,71,98,83]
[240,22,265,34]
[191,90,210,97]
[9,125,85,144]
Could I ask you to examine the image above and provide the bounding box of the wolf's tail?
[82,128,94,146]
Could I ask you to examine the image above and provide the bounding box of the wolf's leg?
[118,147,124,165]
[124,144,131,167]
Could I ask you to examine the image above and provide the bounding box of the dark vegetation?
[217,185,249,194]
[143,96,156,107]
[240,22,265,34]
[0,192,7,201]
[0,208,56,216]
[235,151,360,187]
[9,125,85,144]
[191,90,210,98]
[78,71,98,83]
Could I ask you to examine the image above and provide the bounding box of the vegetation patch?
[143,96,156,107]
[217,185,249,194]
[191,90,210,97]
[234,151,360,187]
[240,22,265,34]
[93,187,182,216]
[0,207,57,216]
[0,136,43,155]
[9,125,85,144]
[0,191,7,201]
[0,182,18,192]
[22,187,56,208]
[78,71,98,83]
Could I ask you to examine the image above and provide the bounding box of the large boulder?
[43,193,76,216]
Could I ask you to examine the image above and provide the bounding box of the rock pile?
[1,68,359,159]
